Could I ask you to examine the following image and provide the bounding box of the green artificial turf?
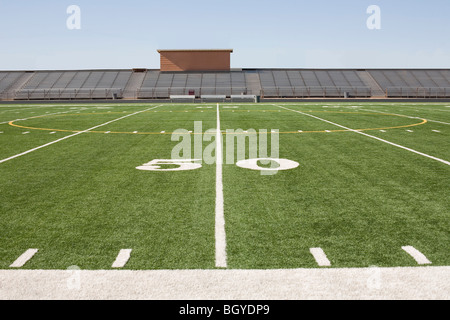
[0,102,448,269]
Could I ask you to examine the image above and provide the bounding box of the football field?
[0,102,449,298]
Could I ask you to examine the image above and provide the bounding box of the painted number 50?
[136,158,299,172]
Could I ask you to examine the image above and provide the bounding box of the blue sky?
[0,0,449,70]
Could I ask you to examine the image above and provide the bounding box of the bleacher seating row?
[18,70,131,91]
[260,86,371,98]
[1,69,450,100]
[15,88,123,100]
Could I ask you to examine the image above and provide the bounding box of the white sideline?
[215,103,227,268]
[275,105,450,166]
[0,105,161,165]
[0,267,448,300]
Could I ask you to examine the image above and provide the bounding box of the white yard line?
[0,109,73,125]
[215,103,227,268]
[402,246,432,265]
[415,118,449,126]
[360,108,450,126]
[0,267,448,299]
[310,248,331,267]
[275,105,450,167]
[388,104,450,113]
[0,105,161,165]
[9,249,39,268]
[112,249,132,268]
[0,105,65,109]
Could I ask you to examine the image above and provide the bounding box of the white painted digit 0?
[136,159,202,171]
[235,158,299,171]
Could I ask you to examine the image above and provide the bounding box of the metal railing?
[385,87,450,98]
[13,88,123,100]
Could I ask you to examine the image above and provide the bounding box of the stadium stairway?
[357,70,386,98]
[245,71,262,96]
[0,72,34,100]
[122,70,147,99]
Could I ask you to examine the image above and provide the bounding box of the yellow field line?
[7,111,428,135]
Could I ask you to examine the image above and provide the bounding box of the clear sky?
[0,0,449,70]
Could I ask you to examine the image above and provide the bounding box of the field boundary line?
[1,266,448,299]
[215,103,227,268]
[275,105,450,166]
[0,105,161,165]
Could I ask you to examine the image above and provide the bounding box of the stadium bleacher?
[1,68,450,101]
[257,69,372,98]
[137,71,247,99]
[367,69,450,98]
[12,70,131,100]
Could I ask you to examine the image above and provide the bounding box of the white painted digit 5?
[136,159,202,171]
